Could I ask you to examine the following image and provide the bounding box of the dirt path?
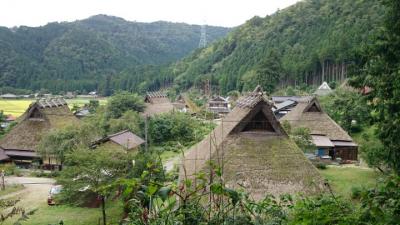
[1,176,55,211]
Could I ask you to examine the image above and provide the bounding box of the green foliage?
[288,195,359,225]
[352,0,400,173]
[57,148,133,206]
[149,112,214,147]
[356,127,388,171]
[315,162,327,170]
[88,100,99,113]
[282,121,315,153]
[0,110,5,136]
[106,91,145,118]
[358,175,400,224]
[0,16,229,93]
[0,163,20,176]
[319,88,371,133]
[108,110,143,135]
[171,0,384,94]
[38,123,100,165]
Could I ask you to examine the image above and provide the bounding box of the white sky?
[0,0,300,28]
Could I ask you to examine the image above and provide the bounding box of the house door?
[329,149,335,160]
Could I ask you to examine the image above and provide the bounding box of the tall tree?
[354,0,400,173]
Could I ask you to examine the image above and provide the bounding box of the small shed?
[91,130,145,152]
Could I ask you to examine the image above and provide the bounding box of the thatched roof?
[0,98,79,152]
[92,130,145,151]
[280,97,353,141]
[314,82,333,96]
[180,87,324,199]
[143,91,174,116]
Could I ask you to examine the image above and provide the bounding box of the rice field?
[0,98,107,118]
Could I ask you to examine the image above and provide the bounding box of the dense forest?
[0,15,229,94]
[168,0,385,94]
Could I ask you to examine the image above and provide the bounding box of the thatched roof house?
[143,91,174,116]
[180,87,324,199]
[91,130,145,151]
[314,82,333,96]
[208,96,230,117]
[0,98,79,163]
[280,97,358,161]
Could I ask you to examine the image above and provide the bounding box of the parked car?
[47,185,62,205]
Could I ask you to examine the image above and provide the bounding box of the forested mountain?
[0,15,229,93]
[168,0,385,94]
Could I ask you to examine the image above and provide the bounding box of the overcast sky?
[0,0,300,28]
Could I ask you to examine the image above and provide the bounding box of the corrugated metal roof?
[273,100,297,112]
[331,140,358,147]
[311,135,334,147]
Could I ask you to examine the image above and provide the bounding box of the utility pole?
[1,170,5,190]
[145,115,149,151]
[199,24,207,48]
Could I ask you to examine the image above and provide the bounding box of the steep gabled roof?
[92,130,145,150]
[209,96,228,103]
[0,98,79,152]
[314,82,333,96]
[143,91,174,116]
[180,87,324,199]
[280,97,353,141]
[109,131,145,150]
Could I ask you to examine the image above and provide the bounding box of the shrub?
[315,162,327,170]
[351,186,363,200]
[0,163,20,176]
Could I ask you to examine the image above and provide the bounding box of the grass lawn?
[4,200,123,225]
[0,98,107,117]
[0,184,24,196]
[320,166,379,198]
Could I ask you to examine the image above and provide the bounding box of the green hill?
[169,0,384,94]
[0,15,229,93]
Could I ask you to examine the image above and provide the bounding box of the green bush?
[351,186,363,200]
[315,162,327,170]
[149,112,213,147]
[0,163,20,176]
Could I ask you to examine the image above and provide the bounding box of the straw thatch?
[180,87,324,199]
[143,91,174,116]
[314,82,333,96]
[0,98,79,153]
[280,97,353,141]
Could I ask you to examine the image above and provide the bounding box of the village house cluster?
[0,83,358,199]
